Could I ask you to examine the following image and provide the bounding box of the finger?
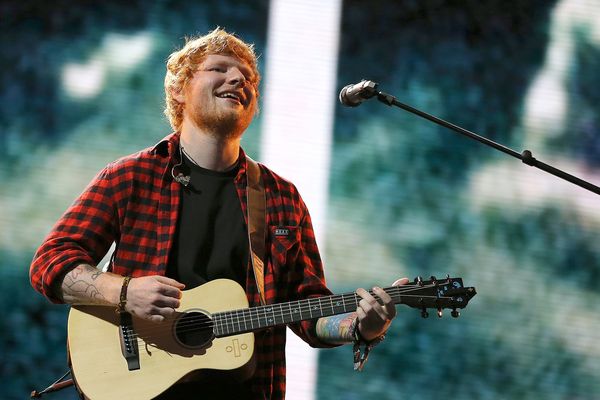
[356,287,370,299]
[373,286,396,319]
[158,283,184,299]
[154,275,186,289]
[358,297,373,315]
[149,314,166,323]
[356,288,381,308]
[392,277,410,286]
[372,286,392,304]
[158,306,178,318]
[356,288,391,320]
[154,296,180,309]
[358,295,391,326]
[356,306,367,322]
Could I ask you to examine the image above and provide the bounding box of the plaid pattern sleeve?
[29,165,119,303]
[30,134,179,303]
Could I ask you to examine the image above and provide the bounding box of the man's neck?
[179,120,241,171]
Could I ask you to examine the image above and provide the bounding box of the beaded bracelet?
[115,276,131,314]
[351,317,386,371]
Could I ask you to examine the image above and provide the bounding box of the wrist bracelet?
[351,317,386,371]
[115,276,131,314]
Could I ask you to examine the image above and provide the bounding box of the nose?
[227,67,247,88]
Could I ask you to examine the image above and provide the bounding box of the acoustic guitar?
[67,276,476,399]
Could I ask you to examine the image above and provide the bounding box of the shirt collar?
[151,131,249,183]
[151,131,180,161]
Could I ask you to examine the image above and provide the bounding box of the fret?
[213,313,220,336]
[221,313,226,335]
[260,305,268,328]
[283,302,294,323]
[221,312,228,336]
[331,295,346,315]
[312,298,322,318]
[241,309,248,332]
[216,312,223,336]
[328,296,335,315]
[228,311,234,336]
[347,293,357,311]
[277,303,284,325]
[253,307,258,330]
[217,312,225,336]
[267,305,275,326]
[231,311,242,333]
[289,300,300,322]
[247,307,255,331]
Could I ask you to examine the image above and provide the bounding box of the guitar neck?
[212,277,475,338]
[212,291,357,337]
[213,286,409,338]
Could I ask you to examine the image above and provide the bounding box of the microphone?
[339,80,378,107]
[172,169,190,186]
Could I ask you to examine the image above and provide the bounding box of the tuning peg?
[451,309,460,318]
[416,276,423,286]
[421,309,429,318]
[430,275,437,283]
[437,308,443,318]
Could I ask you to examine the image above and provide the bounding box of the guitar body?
[68,279,255,400]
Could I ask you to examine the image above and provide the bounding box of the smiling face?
[178,54,258,139]
[164,28,261,134]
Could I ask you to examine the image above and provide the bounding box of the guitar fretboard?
[212,291,366,337]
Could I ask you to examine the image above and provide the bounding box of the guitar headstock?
[396,275,476,318]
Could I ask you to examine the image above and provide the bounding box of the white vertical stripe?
[261,0,342,399]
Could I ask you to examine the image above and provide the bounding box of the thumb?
[392,277,410,286]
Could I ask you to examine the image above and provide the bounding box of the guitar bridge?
[118,312,140,371]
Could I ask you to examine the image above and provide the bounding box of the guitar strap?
[245,155,267,305]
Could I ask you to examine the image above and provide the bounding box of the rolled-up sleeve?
[30,165,118,303]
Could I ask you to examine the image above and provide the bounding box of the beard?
[188,98,255,140]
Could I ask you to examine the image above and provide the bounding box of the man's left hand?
[356,277,409,341]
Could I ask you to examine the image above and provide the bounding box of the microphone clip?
[173,172,190,187]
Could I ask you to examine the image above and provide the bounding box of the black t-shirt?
[167,152,249,290]
[163,153,253,398]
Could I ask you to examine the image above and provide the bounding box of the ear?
[170,87,185,104]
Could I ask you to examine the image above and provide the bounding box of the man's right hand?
[125,275,185,322]
[59,265,185,323]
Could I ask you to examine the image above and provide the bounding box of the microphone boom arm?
[364,81,600,196]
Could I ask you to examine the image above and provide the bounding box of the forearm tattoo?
[61,264,108,304]
[316,312,356,344]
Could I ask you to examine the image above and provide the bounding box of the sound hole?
[174,310,214,349]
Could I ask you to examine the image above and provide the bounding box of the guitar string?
[125,293,459,349]
[125,284,457,340]
[117,283,463,341]
[124,283,439,337]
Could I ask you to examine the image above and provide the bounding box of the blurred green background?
[2,1,599,399]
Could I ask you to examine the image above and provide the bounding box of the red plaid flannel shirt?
[30,132,336,399]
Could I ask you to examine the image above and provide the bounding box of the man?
[30,28,407,399]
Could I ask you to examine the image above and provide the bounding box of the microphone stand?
[359,82,600,196]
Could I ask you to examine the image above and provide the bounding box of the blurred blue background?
[2,1,600,399]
